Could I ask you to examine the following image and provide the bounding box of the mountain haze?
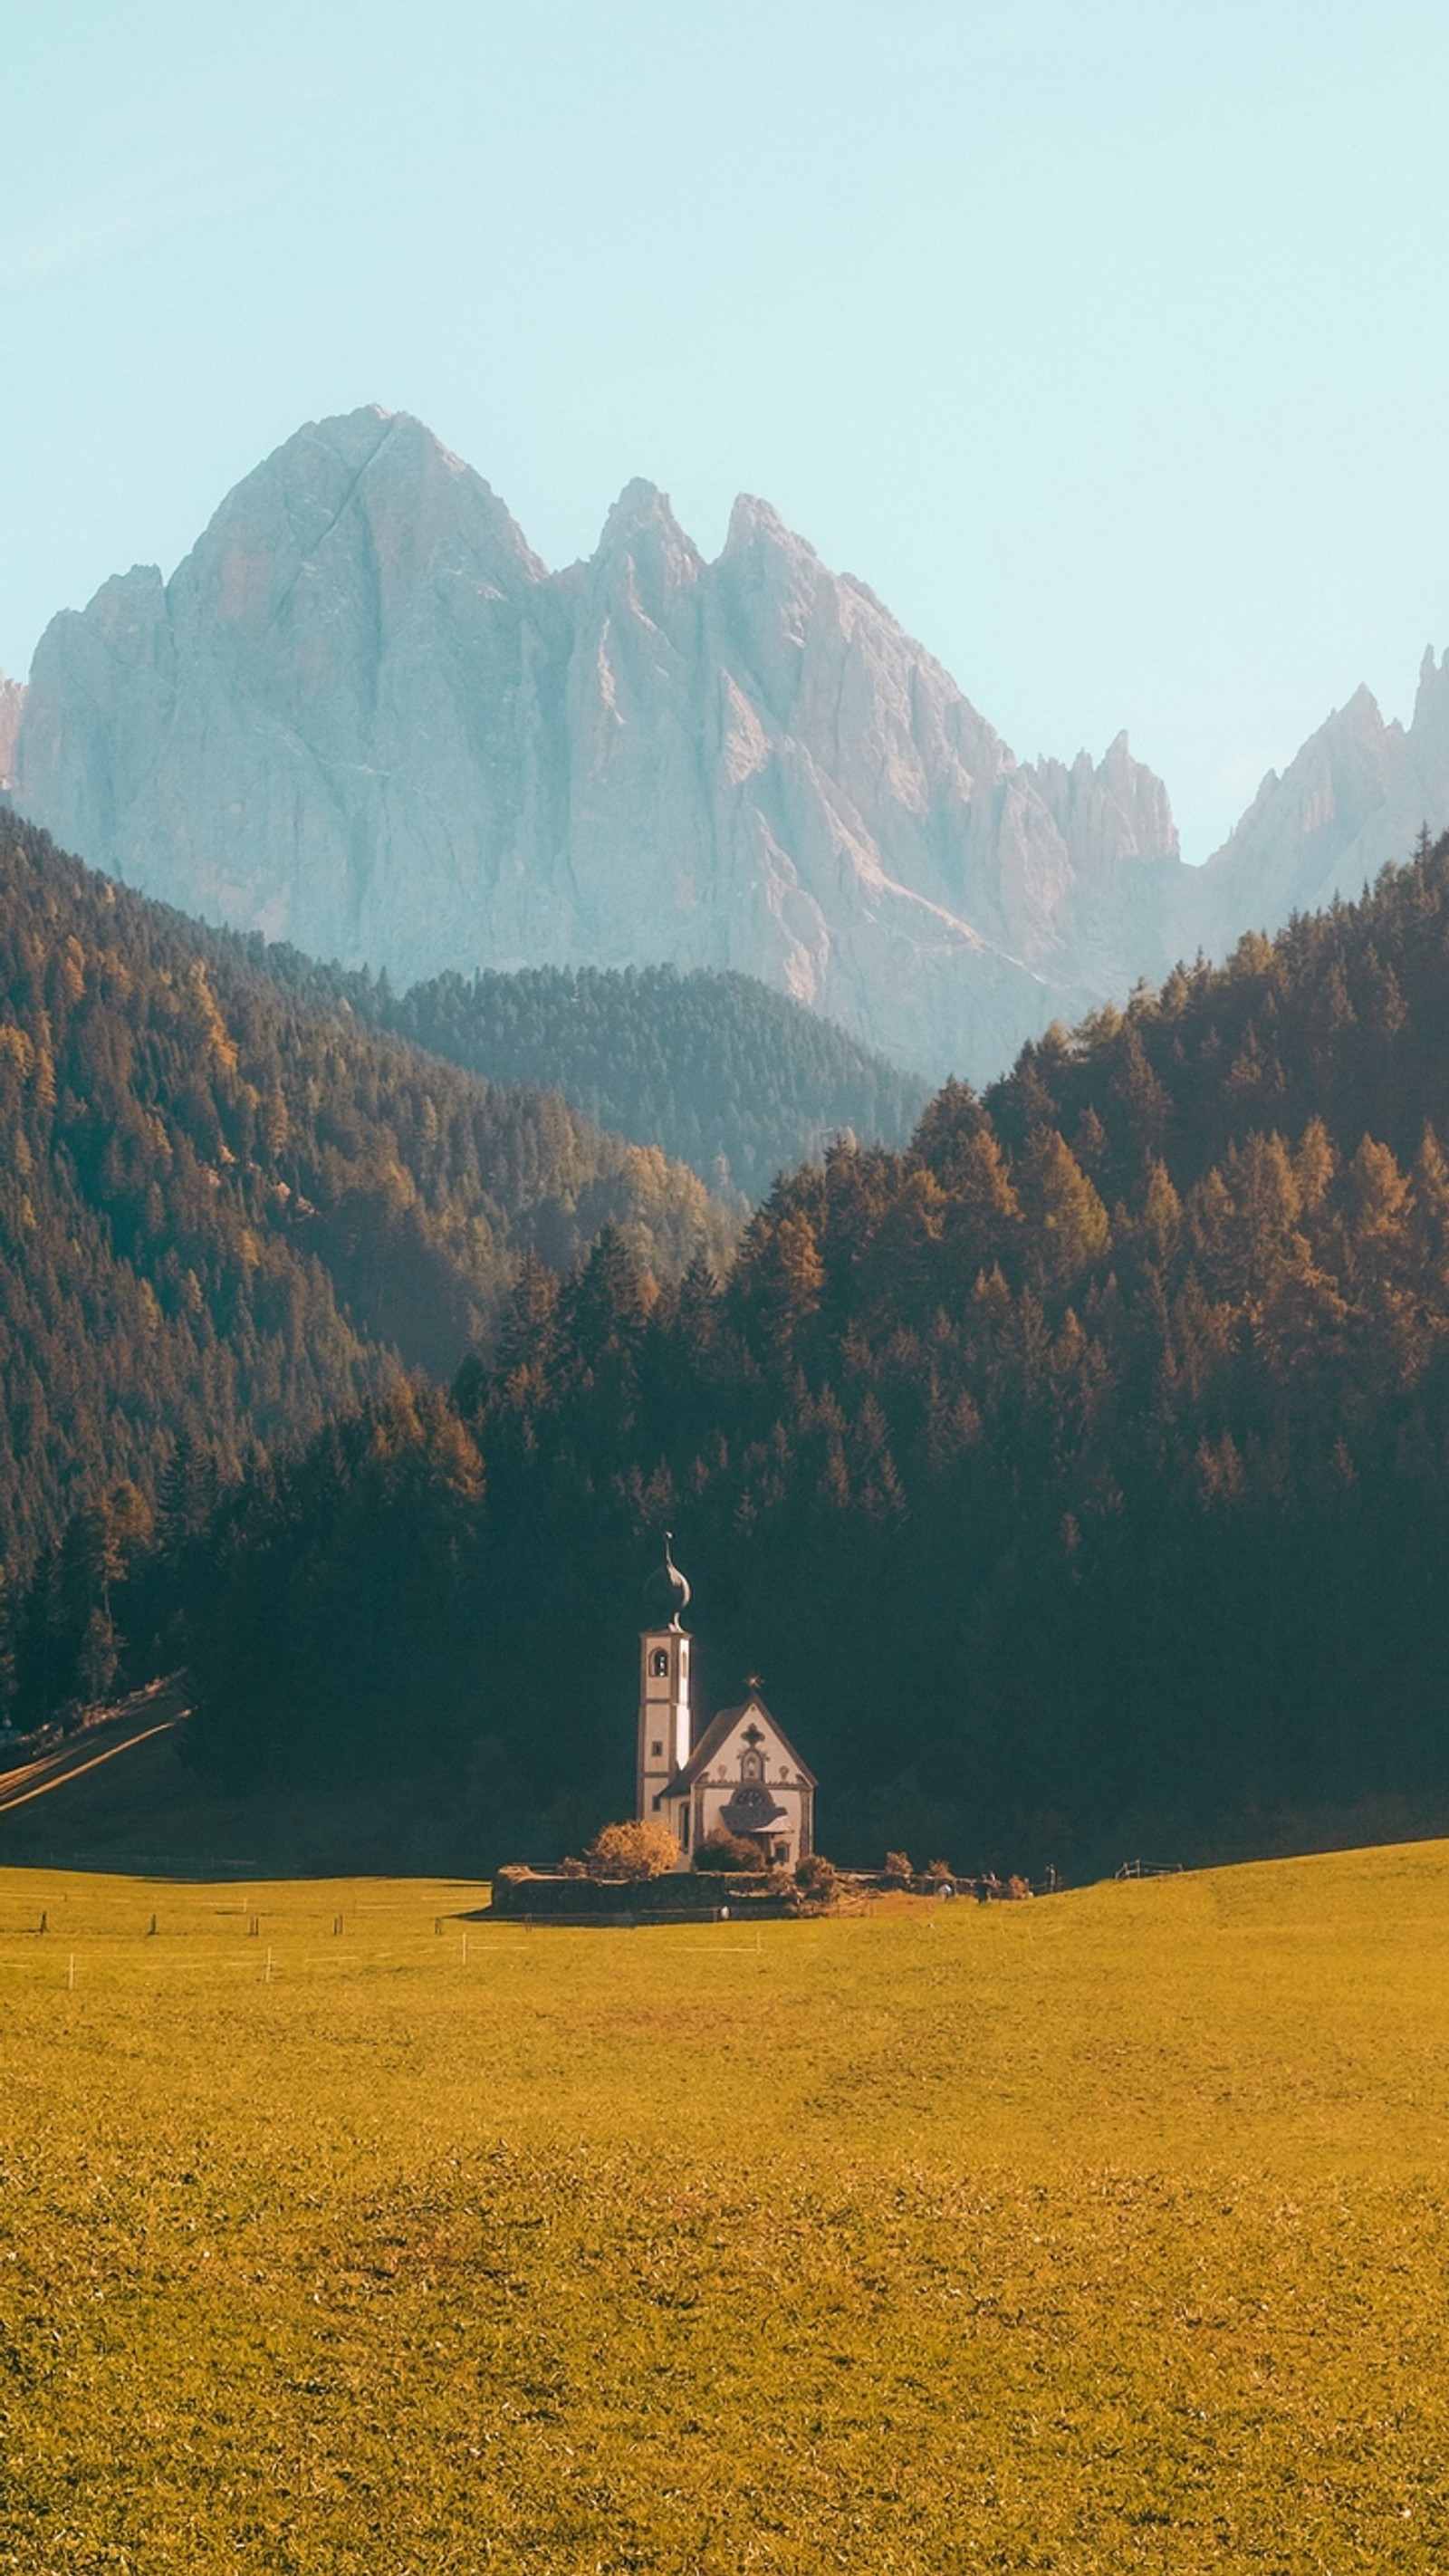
[14,409,1449,1084]
[14,409,1187,1084]
[1194,649,1449,942]
[0,673,23,793]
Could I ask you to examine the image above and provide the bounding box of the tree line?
[226,947,929,1204]
[0,817,728,1609]
[39,831,1449,1870]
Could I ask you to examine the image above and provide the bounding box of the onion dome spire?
[643,1529,692,1629]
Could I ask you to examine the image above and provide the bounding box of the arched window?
[741,1748,763,1782]
[649,1648,669,1678]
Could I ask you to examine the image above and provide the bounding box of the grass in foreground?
[3,1846,1449,2571]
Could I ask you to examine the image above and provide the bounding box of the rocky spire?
[0,673,24,793]
[9,405,1186,1082]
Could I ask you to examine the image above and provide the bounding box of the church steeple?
[641,1529,691,1629]
[638,1533,693,1826]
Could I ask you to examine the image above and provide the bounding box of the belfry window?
[649,1648,669,1677]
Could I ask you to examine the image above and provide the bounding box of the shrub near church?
[584,1821,678,1881]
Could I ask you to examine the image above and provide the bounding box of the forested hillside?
[232,950,928,1202]
[984,827,1449,1186]
[131,831,1449,1866]
[0,817,727,1590]
[382,966,928,1200]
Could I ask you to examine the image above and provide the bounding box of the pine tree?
[1017,1130,1111,1287]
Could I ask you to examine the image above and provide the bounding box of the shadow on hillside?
[0,1710,496,1883]
[7,1691,1449,1888]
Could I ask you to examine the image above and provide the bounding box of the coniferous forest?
[0,817,727,1671]
[381,964,929,1201]
[36,826,1449,1870]
[223,948,929,1203]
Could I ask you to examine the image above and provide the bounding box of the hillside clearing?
[4,1844,1449,2571]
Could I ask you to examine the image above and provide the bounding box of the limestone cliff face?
[1186,652,1449,954]
[14,407,1189,1081]
[0,674,24,793]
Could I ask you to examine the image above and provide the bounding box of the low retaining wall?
[491,1870,799,1923]
[490,1868,1044,1921]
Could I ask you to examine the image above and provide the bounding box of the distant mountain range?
[1200,658,1449,935]
[7,406,1449,1081]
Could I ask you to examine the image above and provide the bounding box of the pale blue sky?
[4,0,1447,856]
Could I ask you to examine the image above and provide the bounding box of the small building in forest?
[637,1536,816,1867]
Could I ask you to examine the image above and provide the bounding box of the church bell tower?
[638,1533,693,1827]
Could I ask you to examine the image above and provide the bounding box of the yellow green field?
[4,1847,1449,2572]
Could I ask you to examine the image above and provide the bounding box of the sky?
[3,0,1447,859]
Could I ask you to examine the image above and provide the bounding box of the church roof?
[667,1693,819,1793]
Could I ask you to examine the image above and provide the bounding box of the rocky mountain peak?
[722,492,814,566]
[0,672,24,793]
[589,481,705,610]
[185,408,544,636]
[1410,646,1449,765]
[1342,684,1400,754]
[8,409,1193,1080]
[1179,652,1449,958]
[1027,732,1179,873]
[599,476,689,546]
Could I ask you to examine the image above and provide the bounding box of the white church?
[637,1536,816,1868]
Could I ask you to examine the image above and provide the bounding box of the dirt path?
[0,1685,189,1819]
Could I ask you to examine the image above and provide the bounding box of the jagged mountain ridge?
[13,409,1186,1083]
[1195,649,1449,937]
[13,408,1449,1081]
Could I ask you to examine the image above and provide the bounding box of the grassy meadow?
[4,1849,1449,2571]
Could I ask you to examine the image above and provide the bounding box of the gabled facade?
[637,1538,816,1867]
[663,1692,816,1866]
